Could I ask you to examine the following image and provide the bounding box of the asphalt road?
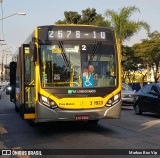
[0,91,160,158]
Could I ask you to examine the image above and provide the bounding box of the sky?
[0,0,160,63]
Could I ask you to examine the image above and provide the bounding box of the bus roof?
[37,24,113,31]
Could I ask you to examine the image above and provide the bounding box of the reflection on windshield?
[40,43,117,88]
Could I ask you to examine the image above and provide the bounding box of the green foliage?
[132,31,160,82]
[133,39,160,66]
[56,11,81,24]
[55,8,110,27]
[80,8,97,24]
[122,46,141,83]
[105,6,150,45]
[122,46,139,71]
[148,31,160,40]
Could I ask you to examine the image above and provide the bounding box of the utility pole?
[1,55,4,82]
[4,52,10,81]
[5,52,10,65]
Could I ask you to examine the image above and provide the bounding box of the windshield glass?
[40,42,117,88]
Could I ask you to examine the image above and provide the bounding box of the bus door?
[21,44,36,119]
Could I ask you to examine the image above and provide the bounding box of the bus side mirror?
[30,43,37,62]
[10,61,17,102]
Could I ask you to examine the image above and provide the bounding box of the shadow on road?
[141,113,160,119]
[27,120,117,136]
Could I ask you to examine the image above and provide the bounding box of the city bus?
[10,24,122,123]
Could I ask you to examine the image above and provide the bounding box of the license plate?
[75,115,89,120]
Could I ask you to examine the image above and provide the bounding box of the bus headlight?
[41,96,48,103]
[106,92,121,107]
[39,95,58,109]
[8,86,12,91]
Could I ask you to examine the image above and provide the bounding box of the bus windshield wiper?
[58,41,71,67]
[88,41,101,63]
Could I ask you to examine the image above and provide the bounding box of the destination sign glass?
[47,30,113,41]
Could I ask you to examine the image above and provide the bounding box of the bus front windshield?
[40,42,117,88]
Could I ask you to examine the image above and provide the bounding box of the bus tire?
[15,104,19,112]
[20,105,25,119]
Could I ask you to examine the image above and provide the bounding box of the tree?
[80,8,110,26]
[122,46,141,83]
[148,31,160,40]
[80,8,97,24]
[56,11,81,24]
[55,8,110,27]
[132,31,160,82]
[105,6,150,55]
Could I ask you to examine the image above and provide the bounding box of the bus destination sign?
[48,30,113,41]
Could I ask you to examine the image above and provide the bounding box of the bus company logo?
[68,90,76,94]
[68,89,96,94]
[2,150,11,155]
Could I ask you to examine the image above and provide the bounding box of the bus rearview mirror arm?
[30,43,37,62]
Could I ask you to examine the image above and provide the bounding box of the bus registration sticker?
[75,115,89,120]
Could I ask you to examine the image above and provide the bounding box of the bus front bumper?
[36,101,122,122]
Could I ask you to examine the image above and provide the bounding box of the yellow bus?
[10,25,122,123]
